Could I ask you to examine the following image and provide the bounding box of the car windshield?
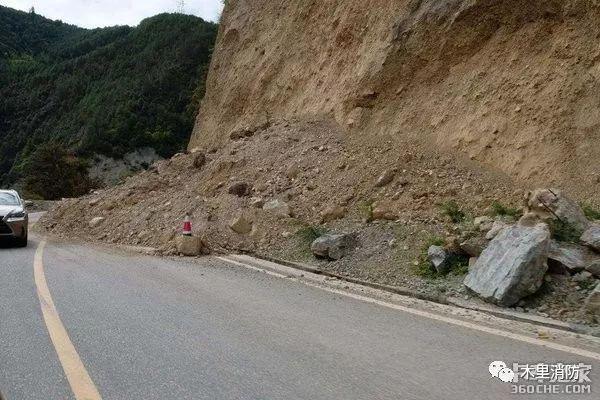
[0,192,20,206]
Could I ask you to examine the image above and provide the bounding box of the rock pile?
[37,117,600,325]
[461,190,600,315]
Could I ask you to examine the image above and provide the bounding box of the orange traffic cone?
[182,215,192,236]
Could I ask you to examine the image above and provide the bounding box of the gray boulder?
[585,282,600,316]
[263,199,292,218]
[427,245,450,274]
[526,188,589,231]
[548,240,596,274]
[311,234,353,260]
[581,224,600,252]
[586,260,600,278]
[464,223,551,306]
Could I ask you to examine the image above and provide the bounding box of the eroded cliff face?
[191,0,600,197]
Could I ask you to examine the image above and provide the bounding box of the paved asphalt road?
[1,222,599,399]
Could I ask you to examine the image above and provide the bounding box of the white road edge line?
[217,256,600,361]
[34,240,103,400]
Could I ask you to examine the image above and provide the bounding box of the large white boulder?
[464,223,551,306]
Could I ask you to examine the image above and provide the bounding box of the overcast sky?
[1,0,223,28]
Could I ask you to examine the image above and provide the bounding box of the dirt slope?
[191,0,600,201]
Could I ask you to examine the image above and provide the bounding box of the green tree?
[18,142,95,200]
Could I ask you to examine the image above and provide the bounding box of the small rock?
[229,127,254,140]
[263,199,292,218]
[397,177,410,186]
[249,197,265,208]
[192,153,206,169]
[89,217,105,228]
[428,245,450,274]
[89,198,100,206]
[474,216,494,232]
[371,202,398,221]
[548,240,595,274]
[518,212,541,227]
[526,188,589,231]
[286,165,301,179]
[229,215,253,234]
[175,235,206,256]
[228,182,251,197]
[572,271,593,282]
[485,220,510,240]
[311,234,354,260]
[585,260,600,278]
[375,170,396,187]
[321,206,346,223]
[581,223,600,252]
[585,282,600,315]
[459,237,488,257]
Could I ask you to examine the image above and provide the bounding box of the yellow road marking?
[34,240,103,400]
[218,256,600,361]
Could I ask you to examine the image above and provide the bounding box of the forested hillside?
[0,6,217,198]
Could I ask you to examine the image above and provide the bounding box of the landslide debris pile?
[40,118,515,255]
[39,119,600,326]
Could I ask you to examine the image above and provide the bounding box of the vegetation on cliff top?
[0,6,217,198]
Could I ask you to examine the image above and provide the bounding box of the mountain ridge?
[0,6,217,198]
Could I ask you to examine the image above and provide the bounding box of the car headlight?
[6,211,26,222]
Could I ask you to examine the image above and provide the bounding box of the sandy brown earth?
[192,0,600,200]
